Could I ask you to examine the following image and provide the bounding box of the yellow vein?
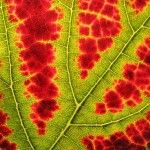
[49,0,77,149]
[70,103,150,127]
[65,0,78,106]
[124,0,135,33]
[0,1,35,150]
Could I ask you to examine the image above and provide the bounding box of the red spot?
[126,124,145,144]
[82,137,94,150]
[145,37,150,48]
[79,13,96,24]
[82,111,150,150]
[95,103,106,114]
[89,0,104,12]
[115,80,139,100]
[32,99,59,120]
[124,64,136,81]
[137,45,150,65]
[0,109,17,150]
[0,125,12,136]
[78,54,100,70]
[5,0,62,135]
[127,100,136,107]
[0,140,17,150]
[146,111,150,121]
[91,20,102,37]
[105,90,123,113]
[101,4,120,21]
[78,1,89,10]
[79,26,89,35]
[78,0,121,79]
[81,70,88,79]
[97,38,113,51]
[79,38,97,54]
[130,0,150,13]
[0,110,8,125]
[41,66,56,78]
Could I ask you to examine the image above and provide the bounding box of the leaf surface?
[0,0,150,150]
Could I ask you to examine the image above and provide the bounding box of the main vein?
[0,1,35,150]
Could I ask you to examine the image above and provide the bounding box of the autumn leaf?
[0,0,150,150]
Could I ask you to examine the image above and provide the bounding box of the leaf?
[0,0,150,149]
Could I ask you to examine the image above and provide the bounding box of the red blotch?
[0,110,8,125]
[0,125,12,136]
[95,103,106,114]
[145,37,150,48]
[137,44,150,65]
[0,140,17,150]
[17,15,61,42]
[79,26,89,35]
[78,0,122,79]
[82,137,95,150]
[78,0,89,10]
[78,53,100,71]
[31,99,59,135]
[101,4,120,21]
[130,0,150,13]
[127,100,136,107]
[0,109,17,150]
[105,90,123,113]
[32,99,59,120]
[126,124,145,144]
[79,13,96,24]
[89,0,104,12]
[5,0,62,135]
[116,80,136,98]
[81,70,88,79]
[78,54,95,69]
[124,64,136,81]
[97,38,113,51]
[79,38,97,54]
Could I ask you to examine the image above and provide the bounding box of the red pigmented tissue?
[6,0,63,135]
[78,0,122,79]
[0,109,17,150]
[130,0,150,13]
[82,111,150,150]
[96,37,150,115]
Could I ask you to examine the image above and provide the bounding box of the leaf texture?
[0,0,150,150]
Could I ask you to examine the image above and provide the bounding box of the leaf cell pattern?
[0,0,150,150]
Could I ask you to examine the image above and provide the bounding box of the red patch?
[97,38,113,51]
[95,103,106,114]
[5,0,63,135]
[78,0,122,79]
[95,36,150,115]
[130,0,150,13]
[82,111,150,150]
[105,90,123,113]
[0,109,17,150]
